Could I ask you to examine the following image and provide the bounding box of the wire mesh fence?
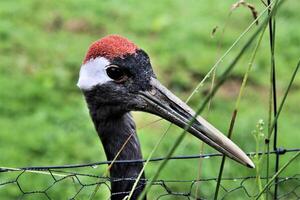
[0,1,299,200]
[1,148,299,199]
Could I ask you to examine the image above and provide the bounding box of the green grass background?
[0,0,299,199]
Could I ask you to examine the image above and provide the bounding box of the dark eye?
[106,65,128,82]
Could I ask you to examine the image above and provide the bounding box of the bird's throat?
[89,106,146,200]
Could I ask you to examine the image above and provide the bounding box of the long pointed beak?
[138,77,254,168]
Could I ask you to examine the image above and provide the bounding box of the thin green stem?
[127,125,172,199]
[256,151,300,200]
[267,60,300,139]
[214,109,237,200]
[0,167,66,177]
[137,0,275,131]
[195,13,230,197]
[186,2,273,102]
[259,59,300,199]
[138,2,283,199]
[214,15,269,200]
[267,0,278,197]
[131,8,269,196]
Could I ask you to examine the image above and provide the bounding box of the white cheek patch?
[77,57,113,90]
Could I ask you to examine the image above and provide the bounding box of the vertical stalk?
[196,15,230,198]
[266,0,278,199]
[213,109,237,200]
[256,151,300,200]
[139,2,282,199]
[263,59,300,199]
[214,24,267,200]
[213,3,279,199]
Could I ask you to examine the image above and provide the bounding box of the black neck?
[88,105,146,200]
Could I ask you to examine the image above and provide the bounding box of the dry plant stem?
[127,125,172,200]
[255,151,300,200]
[133,8,265,186]
[138,1,273,130]
[209,16,234,199]
[214,14,269,200]
[194,142,205,198]
[119,7,269,197]
[195,1,252,194]
[185,1,272,103]
[0,167,66,177]
[131,10,256,194]
[195,15,228,196]
[129,89,202,199]
[89,132,135,200]
[134,1,275,198]
[105,133,135,175]
[194,6,271,196]
[231,0,259,25]
[139,2,282,199]
[262,59,300,198]
[138,118,162,129]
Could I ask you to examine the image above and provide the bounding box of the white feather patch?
[77,57,112,90]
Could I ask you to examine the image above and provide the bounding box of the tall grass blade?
[214,23,269,200]
[255,151,300,200]
[138,1,284,199]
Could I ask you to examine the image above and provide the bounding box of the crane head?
[77,34,255,168]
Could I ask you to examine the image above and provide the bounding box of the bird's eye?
[106,65,128,83]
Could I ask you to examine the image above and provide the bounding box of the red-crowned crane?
[77,35,254,200]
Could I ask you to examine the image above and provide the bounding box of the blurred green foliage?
[0,0,299,199]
